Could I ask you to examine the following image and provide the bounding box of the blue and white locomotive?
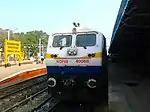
[45,23,108,103]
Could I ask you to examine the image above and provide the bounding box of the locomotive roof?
[52,27,103,35]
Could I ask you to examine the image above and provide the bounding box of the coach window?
[76,34,96,46]
[52,35,72,47]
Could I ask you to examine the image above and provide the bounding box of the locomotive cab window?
[76,34,96,47]
[52,35,72,47]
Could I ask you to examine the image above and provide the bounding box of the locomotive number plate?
[56,59,68,63]
[75,59,89,63]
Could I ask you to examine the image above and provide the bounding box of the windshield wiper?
[60,46,64,50]
[82,45,87,49]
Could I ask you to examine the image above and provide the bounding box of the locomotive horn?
[77,23,80,27]
[73,22,78,27]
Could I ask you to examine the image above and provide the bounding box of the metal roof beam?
[124,6,138,16]
[121,24,150,28]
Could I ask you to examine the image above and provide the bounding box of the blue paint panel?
[46,66,102,75]
[111,0,129,43]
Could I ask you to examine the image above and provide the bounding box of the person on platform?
[41,55,44,64]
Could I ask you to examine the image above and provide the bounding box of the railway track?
[30,96,108,112]
[0,74,108,112]
[0,74,47,96]
[31,95,60,112]
[0,74,48,112]
[3,88,48,112]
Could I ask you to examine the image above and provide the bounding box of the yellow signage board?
[4,39,22,67]
[5,39,21,54]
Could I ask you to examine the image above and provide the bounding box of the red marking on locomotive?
[75,59,89,63]
[56,60,68,63]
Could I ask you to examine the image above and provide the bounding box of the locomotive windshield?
[76,34,96,47]
[52,35,72,47]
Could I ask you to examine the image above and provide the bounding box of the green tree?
[13,30,49,57]
[0,28,49,57]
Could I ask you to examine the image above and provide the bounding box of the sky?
[0,0,121,46]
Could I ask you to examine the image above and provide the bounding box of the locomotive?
[46,23,108,103]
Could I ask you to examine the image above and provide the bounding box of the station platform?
[0,63,47,88]
[109,61,150,112]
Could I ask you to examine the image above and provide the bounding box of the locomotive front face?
[45,29,107,102]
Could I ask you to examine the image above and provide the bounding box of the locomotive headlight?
[73,51,77,55]
[68,51,72,55]
[47,78,56,87]
[67,49,78,55]
[87,79,96,89]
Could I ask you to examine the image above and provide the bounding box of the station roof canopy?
[109,0,150,65]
